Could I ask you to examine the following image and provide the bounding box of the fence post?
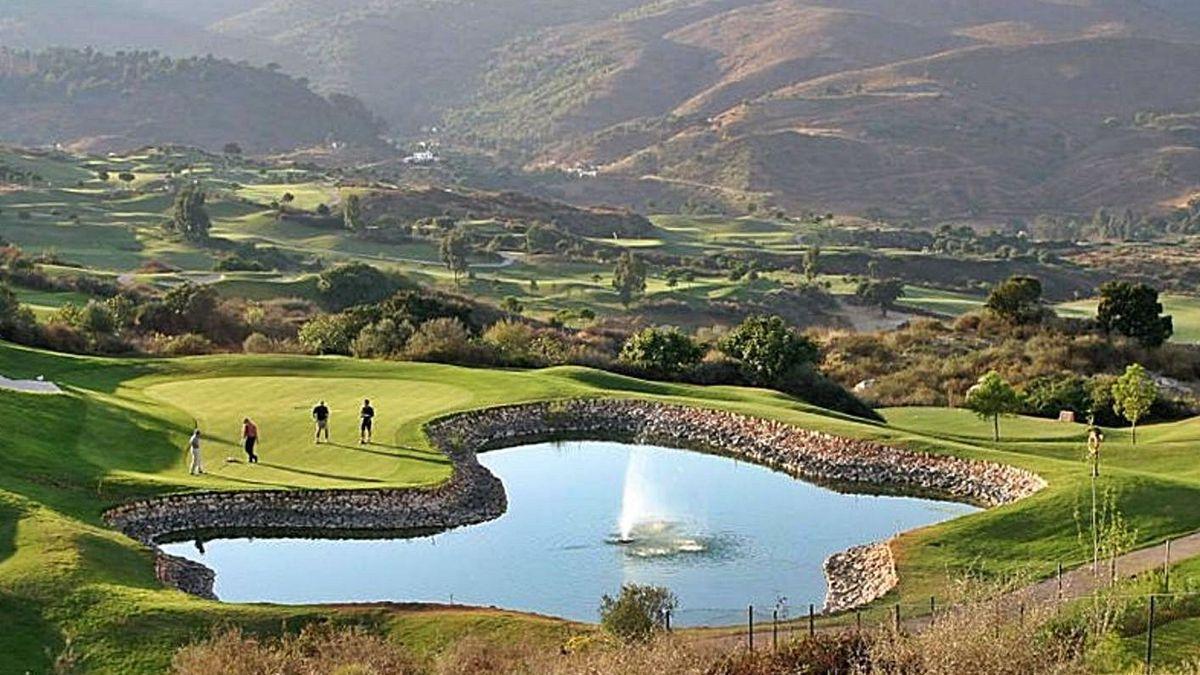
[893,604,901,633]
[772,609,778,651]
[856,608,862,632]
[1111,555,1118,584]
[1057,562,1063,601]
[1146,595,1157,674]
[1019,602,1025,626]
[665,609,672,633]
[748,605,754,652]
[809,603,815,637]
[1165,540,1172,592]
[929,596,936,625]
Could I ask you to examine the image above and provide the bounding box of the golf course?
[1,338,1200,672]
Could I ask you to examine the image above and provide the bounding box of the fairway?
[1056,294,1200,343]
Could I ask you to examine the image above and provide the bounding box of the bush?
[351,318,413,359]
[316,262,406,311]
[298,313,362,355]
[404,318,484,363]
[1022,373,1092,419]
[619,328,703,374]
[719,315,819,382]
[151,333,215,356]
[242,332,274,353]
[482,319,539,365]
[599,584,677,643]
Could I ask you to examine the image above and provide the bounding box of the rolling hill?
[8,1,1200,216]
[0,48,385,153]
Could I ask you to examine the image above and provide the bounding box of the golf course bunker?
[160,440,977,625]
[109,399,1046,624]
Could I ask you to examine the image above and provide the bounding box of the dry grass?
[171,598,1108,675]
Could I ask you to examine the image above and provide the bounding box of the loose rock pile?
[822,542,898,613]
[106,398,1045,609]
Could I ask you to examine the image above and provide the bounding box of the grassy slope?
[4,343,1200,670]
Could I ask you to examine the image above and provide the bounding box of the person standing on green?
[359,399,375,445]
[241,417,260,463]
[312,400,330,444]
[187,429,203,475]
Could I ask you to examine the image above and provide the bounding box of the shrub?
[39,322,88,354]
[1022,373,1091,419]
[298,314,363,355]
[351,319,413,359]
[719,315,819,382]
[404,318,482,363]
[316,262,406,311]
[152,333,215,356]
[242,332,274,354]
[482,319,539,365]
[599,584,677,643]
[619,328,703,374]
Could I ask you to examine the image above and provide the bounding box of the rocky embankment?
[823,542,898,613]
[105,398,1045,608]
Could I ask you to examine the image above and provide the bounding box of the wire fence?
[674,541,1200,673]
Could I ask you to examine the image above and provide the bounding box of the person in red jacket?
[242,417,260,464]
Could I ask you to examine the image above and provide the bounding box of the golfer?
[312,400,331,443]
[187,429,203,475]
[360,399,375,444]
[241,417,260,463]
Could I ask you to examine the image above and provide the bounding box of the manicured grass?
[896,286,986,317]
[1057,295,1200,343]
[4,341,1200,670]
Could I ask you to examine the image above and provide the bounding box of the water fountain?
[611,447,710,557]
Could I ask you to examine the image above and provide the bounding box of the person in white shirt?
[187,429,204,475]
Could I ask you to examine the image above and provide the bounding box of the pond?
[159,440,977,626]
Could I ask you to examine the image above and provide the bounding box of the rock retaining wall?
[822,541,898,613]
[104,398,1046,611]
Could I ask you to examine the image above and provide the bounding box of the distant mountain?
[0,48,385,153]
[9,0,1200,217]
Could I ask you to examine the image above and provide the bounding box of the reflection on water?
[160,441,977,626]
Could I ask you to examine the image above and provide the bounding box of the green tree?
[718,315,819,382]
[965,371,1023,441]
[619,327,703,373]
[169,185,211,242]
[350,318,413,359]
[1111,363,1157,444]
[298,314,358,355]
[0,284,37,341]
[343,194,364,232]
[855,278,905,316]
[1096,281,1173,347]
[612,251,647,307]
[315,263,403,311]
[599,584,677,643]
[525,222,561,254]
[804,245,821,283]
[500,296,523,314]
[985,276,1044,325]
[439,227,471,285]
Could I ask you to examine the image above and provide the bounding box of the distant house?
[403,150,437,165]
[566,164,599,178]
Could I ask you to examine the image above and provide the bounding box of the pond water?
[160,440,977,626]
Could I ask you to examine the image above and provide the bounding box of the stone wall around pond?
[104,398,1046,611]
